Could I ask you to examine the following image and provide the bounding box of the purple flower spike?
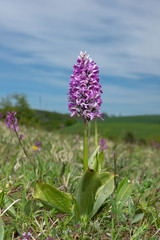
[19,134,24,140]
[68,51,103,122]
[99,139,107,151]
[35,141,40,147]
[4,111,19,132]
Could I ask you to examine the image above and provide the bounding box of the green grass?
[0,122,160,239]
[103,114,160,124]
[62,115,160,142]
[1,105,160,141]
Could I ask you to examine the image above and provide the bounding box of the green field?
[0,121,160,239]
[1,94,159,142]
[61,115,160,142]
[1,109,160,142]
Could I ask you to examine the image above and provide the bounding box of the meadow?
[61,115,160,142]
[0,118,160,239]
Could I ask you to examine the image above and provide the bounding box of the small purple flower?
[99,139,107,151]
[74,224,80,229]
[35,141,40,147]
[31,141,41,152]
[57,213,63,218]
[68,51,103,122]
[35,141,41,152]
[4,111,19,132]
[0,112,4,119]
[150,225,154,230]
[19,134,24,140]
[46,238,54,240]
[22,231,32,240]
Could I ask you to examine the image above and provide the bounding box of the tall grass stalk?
[95,119,98,148]
[83,121,89,171]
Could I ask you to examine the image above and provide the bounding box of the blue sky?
[0,0,160,116]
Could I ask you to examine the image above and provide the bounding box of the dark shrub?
[124,132,135,144]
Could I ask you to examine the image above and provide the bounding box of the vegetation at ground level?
[0,94,160,239]
[0,123,160,239]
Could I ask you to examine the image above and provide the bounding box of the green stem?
[12,118,32,164]
[83,121,89,171]
[95,118,98,148]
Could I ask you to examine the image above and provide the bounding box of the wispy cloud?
[1,0,160,76]
[0,0,160,115]
[103,83,160,104]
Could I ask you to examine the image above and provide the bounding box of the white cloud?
[102,83,160,105]
[0,0,160,115]
[0,0,160,78]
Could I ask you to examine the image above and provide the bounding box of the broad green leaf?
[88,147,99,171]
[128,197,136,218]
[116,180,132,205]
[0,217,4,240]
[38,199,56,210]
[92,172,114,217]
[33,182,72,214]
[24,200,33,216]
[116,177,128,197]
[115,178,132,214]
[99,172,114,185]
[76,168,102,219]
[139,200,147,211]
[71,197,80,224]
[24,199,39,217]
[132,213,144,224]
[3,195,16,219]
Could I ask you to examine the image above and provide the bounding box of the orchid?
[68,51,103,122]
[4,111,19,132]
[99,138,107,151]
[68,51,104,170]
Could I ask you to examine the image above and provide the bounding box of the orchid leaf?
[24,199,39,217]
[115,178,132,215]
[116,179,132,206]
[88,147,99,171]
[3,195,17,219]
[92,172,114,217]
[132,213,144,224]
[33,182,72,214]
[76,168,102,219]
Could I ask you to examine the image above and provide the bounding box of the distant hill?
[61,114,160,142]
[1,94,159,142]
[1,106,160,142]
[102,114,160,124]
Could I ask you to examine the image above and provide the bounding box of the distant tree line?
[0,94,77,130]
